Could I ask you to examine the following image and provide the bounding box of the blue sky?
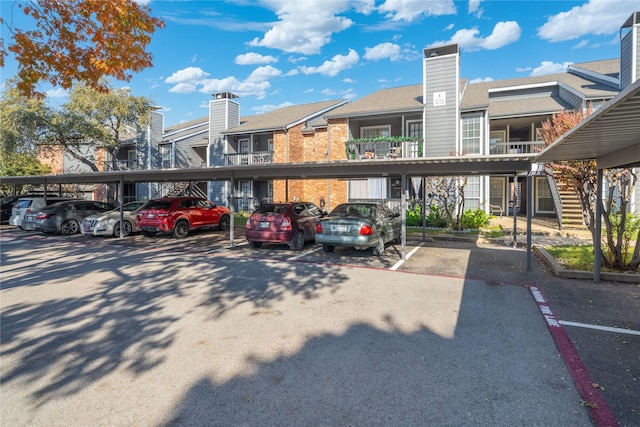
[2,0,640,126]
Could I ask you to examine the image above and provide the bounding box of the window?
[360,125,390,138]
[159,144,172,169]
[464,177,481,210]
[490,177,505,209]
[239,139,250,153]
[406,121,422,157]
[461,113,482,155]
[536,177,555,213]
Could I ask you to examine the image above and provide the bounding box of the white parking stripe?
[288,246,323,261]
[559,320,640,336]
[390,242,425,271]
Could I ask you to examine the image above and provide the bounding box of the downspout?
[327,117,331,211]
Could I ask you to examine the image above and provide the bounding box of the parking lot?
[1,226,638,426]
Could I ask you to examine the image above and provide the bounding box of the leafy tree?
[540,108,639,271]
[59,82,154,172]
[0,80,52,194]
[0,0,164,98]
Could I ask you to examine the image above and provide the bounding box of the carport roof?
[535,79,640,169]
[0,155,534,186]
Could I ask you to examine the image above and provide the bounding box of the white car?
[81,201,146,237]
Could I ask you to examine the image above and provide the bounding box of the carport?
[536,78,640,282]
[1,156,535,264]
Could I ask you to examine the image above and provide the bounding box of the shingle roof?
[325,84,424,118]
[163,117,208,143]
[221,99,347,134]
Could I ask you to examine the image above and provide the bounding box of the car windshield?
[112,202,145,212]
[254,204,287,214]
[330,204,375,218]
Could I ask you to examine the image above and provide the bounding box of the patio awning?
[535,79,640,169]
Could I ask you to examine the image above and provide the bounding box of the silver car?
[12,197,76,230]
[81,201,147,237]
[314,202,402,256]
[34,200,116,235]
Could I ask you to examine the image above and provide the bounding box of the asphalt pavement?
[0,224,638,426]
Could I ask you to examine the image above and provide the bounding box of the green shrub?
[461,208,489,229]
[405,204,449,228]
[426,205,448,228]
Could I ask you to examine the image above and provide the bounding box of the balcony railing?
[347,139,420,160]
[226,151,273,166]
[490,140,544,155]
[101,159,138,171]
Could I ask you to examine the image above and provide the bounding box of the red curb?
[528,285,619,427]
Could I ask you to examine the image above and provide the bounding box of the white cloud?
[516,66,532,73]
[469,76,493,83]
[428,21,521,51]
[468,0,483,16]
[538,0,638,42]
[164,67,210,84]
[46,88,68,98]
[168,83,197,94]
[343,77,356,83]
[377,0,456,22]
[444,23,454,31]
[573,39,590,49]
[530,61,574,76]
[364,44,396,61]
[364,42,401,61]
[248,1,354,55]
[246,65,282,83]
[252,101,295,114]
[299,49,360,76]
[198,76,272,100]
[235,52,278,65]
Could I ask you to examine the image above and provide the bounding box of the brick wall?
[271,120,349,209]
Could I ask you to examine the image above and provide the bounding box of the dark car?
[315,202,402,256]
[245,202,325,251]
[34,200,116,234]
[136,196,231,238]
[1,195,23,223]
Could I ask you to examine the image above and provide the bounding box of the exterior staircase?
[557,183,585,229]
[153,182,208,199]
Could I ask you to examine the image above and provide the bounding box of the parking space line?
[288,246,323,261]
[559,320,640,336]
[390,242,425,271]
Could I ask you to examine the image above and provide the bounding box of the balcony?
[489,140,544,155]
[346,138,420,160]
[226,151,274,166]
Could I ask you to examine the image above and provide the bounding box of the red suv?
[136,196,231,238]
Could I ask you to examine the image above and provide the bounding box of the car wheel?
[142,230,156,237]
[248,241,262,248]
[322,244,335,253]
[113,221,132,237]
[61,220,80,235]
[218,214,230,231]
[290,230,305,251]
[372,235,385,256]
[173,220,190,238]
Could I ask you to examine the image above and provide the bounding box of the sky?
[2,0,640,127]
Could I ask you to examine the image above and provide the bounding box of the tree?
[58,82,154,172]
[0,0,164,98]
[540,108,639,272]
[0,79,52,194]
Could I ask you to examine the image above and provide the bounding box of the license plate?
[26,215,34,221]
[83,225,90,231]
[332,225,349,233]
[259,221,269,229]
[147,214,155,219]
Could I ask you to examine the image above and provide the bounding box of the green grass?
[546,244,637,272]
[233,212,249,227]
[545,245,595,271]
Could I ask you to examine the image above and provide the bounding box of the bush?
[461,208,489,229]
[405,204,449,228]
